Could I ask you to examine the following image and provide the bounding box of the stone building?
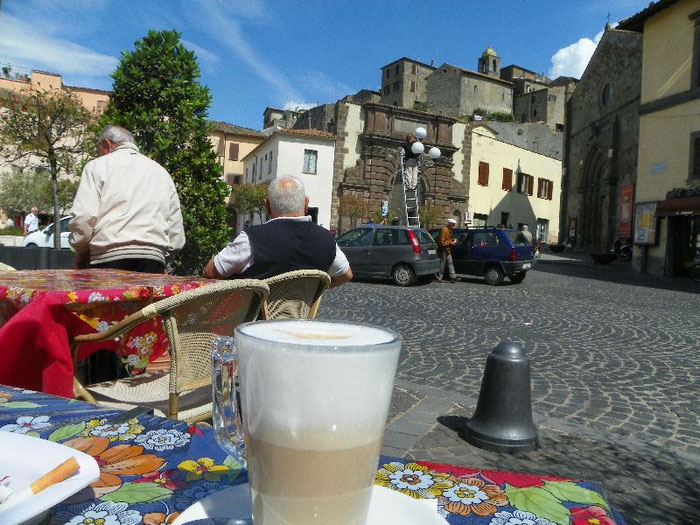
[426,62,513,118]
[262,106,304,129]
[513,77,577,132]
[380,58,435,109]
[332,102,467,231]
[0,66,110,114]
[500,65,551,93]
[209,121,265,187]
[562,26,643,253]
[618,0,700,277]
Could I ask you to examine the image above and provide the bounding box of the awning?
[655,196,700,217]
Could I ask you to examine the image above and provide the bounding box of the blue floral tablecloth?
[0,385,623,524]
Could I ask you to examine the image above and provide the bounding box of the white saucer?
[173,483,447,525]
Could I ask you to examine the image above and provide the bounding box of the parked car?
[22,217,71,249]
[336,225,440,286]
[428,227,535,285]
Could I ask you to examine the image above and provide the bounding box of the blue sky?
[1,0,650,130]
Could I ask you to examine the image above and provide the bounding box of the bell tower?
[478,46,501,77]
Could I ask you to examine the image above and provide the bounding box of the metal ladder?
[398,149,421,228]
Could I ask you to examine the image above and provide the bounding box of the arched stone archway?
[580,147,611,252]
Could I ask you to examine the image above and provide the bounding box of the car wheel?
[392,264,415,287]
[509,271,527,284]
[24,243,38,248]
[484,265,504,286]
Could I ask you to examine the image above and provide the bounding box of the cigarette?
[30,457,79,495]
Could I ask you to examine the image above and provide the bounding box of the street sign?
[381,200,388,217]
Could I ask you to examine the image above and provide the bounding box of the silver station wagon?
[336,225,440,286]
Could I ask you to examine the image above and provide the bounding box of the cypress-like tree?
[101,29,230,275]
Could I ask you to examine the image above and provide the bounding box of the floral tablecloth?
[0,270,209,397]
[0,386,624,525]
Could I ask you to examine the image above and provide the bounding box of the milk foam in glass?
[213,320,401,525]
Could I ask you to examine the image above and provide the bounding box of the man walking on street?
[69,125,185,273]
[438,218,458,282]
[204,175,353,288]
[23,206,39,237]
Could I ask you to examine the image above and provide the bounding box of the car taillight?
[510,250,517,261]
[408,230,421,254]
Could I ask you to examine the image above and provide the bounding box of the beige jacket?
[69,143,185,265]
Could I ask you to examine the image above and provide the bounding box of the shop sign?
[618,185,634,237]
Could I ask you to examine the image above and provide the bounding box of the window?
[478,161,489,186]
[472,213,488,227]
[411,63,417,74]
[502,168,513,191]
[395,64,399,74]
[517,173,534,195]
[252,163,256,180]
[536,218,549,242]
[384,85,390,95]
[386,69,390,78]
[691,131,700,180]
[337,228,372,247]
[472,232,500,248]
[548,94,556,102]
[245,167,249,182]
[303,149,318,174]
[228,143,239,161]
[500,212,510,227]
[233,175,242,185]
[393,81,400,92]
[601,84,611,106]
[537,178,554,200]
[268,151,273,174]
[410,81,416,92]
[556,123,564,132]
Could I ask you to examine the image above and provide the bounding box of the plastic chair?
[261,270,331,320]
[71,279,269,422]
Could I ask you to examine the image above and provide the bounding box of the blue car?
[429,227,535,285]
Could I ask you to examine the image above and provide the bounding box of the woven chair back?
[152,280,268,394]
[262,270,331,320]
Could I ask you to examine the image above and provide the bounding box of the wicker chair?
[71,279,269,422]
[261,269,331,320]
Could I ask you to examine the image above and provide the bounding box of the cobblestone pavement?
[317,262,699,525]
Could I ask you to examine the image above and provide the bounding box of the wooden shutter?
[527,175,534,196]
[548,180,554,200]
[229,143,239,161]
[479,162,489,186]
[502,168,512,191]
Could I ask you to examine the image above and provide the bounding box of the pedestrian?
[23,206,39,237]
[437,218,458,282]
[520,224,533,243]
[204,175,353,288]
[69,125,185,273]
[402,133,420,190]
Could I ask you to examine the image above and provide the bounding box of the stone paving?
[317,259,700,525]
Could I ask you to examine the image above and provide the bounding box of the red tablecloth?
[0,269,210,398]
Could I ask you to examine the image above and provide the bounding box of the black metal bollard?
[463,342,538,453]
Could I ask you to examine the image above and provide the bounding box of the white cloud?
[549,30,604,79]
[297,71,353,102]
[0,13,117,77]
[283,101,316,111]
[181,40,220,64]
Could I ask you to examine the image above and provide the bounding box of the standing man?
[437,218,458,282]
[23,206,39,237]
[69,125,185,273]
[402,133,420,191]
[520,224,533,243]
[204,175,353,288]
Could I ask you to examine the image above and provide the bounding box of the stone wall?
[563,29,642,251]
[487,122,564,160]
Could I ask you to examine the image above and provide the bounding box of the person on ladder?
[402,133,420,190]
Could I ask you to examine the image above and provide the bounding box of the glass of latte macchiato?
[212,319,401,525]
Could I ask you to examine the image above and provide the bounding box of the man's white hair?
[267,176,306,216]
[100,125,135,145]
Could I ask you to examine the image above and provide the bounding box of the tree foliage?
[0,168,78,217]
[100,29,229,275]
[419,204,443,228]
[338,194,368,229]
[230,182,268,224]
[0,87,93,247]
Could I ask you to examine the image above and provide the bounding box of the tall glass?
[212,319,401,525]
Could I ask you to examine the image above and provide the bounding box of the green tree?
[100,29,229,275]
[0,169,79,219]
[0,88,93,247]
[338,194,368,230]
[419,204,443,228]
[230,182,268,225]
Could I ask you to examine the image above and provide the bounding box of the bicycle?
[690,262,700,283]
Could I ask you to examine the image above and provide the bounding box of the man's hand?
[330,267,353,288]
[74,251,90,269]
[204,258,224,279]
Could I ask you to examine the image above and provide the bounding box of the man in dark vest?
[204,175,353,287]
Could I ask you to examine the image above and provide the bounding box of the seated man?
[204,175,353,288]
